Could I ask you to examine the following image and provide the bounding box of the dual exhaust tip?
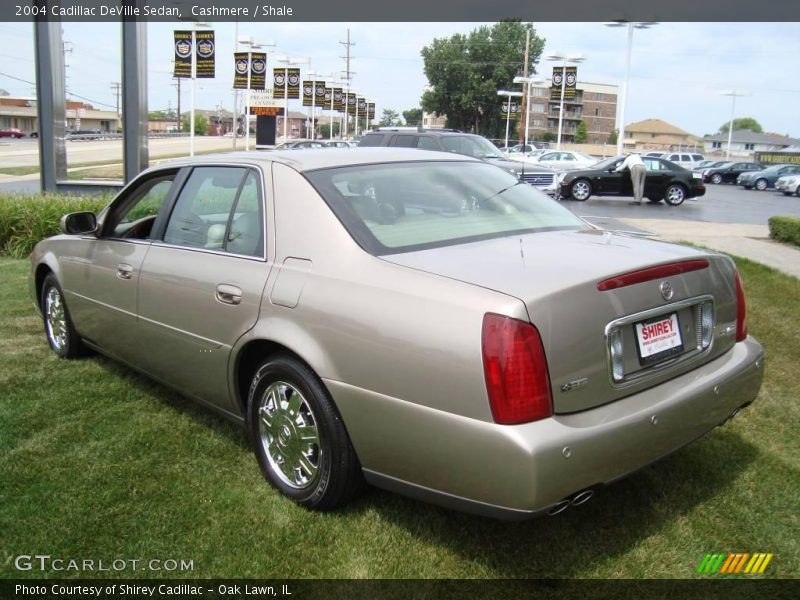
[547,489,594,516]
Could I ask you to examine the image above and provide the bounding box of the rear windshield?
[304,161,586,255]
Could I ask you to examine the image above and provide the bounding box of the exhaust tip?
[571,490,594,506]
[547,500,571,516]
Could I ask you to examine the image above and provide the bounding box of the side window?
[107,173,177,239]
[226,171,264,257]
[416,136,439,151]
[692,154,704,161]
[163,167,249,251]
[668,154,679,161]
[357,134,384,147]
[390,135,417,148]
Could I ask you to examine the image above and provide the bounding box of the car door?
[595,159,627,195]
[135,165,273,414]
[642,158,671,197]
[58,169,181,361]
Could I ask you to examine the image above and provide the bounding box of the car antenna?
[519,237,526,266]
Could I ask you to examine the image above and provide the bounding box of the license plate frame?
[634,312,684,366]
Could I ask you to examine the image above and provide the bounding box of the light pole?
[187,20,210,157]
[497,90,523,150]
[274,55,308,142]
[239,37,275,151]
[305,71,326,140]
[513,75,545,150]
[719,90,750,160]
[605,22,658,155]
[545,52,586,151]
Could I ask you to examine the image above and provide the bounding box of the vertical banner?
[551,66,577,101]
[315,81,327,105]
[501,101,519,119]
[357,97,367,116]
[195,30,215,78]
[324,87,333,108]
[233,52,249,90]
[173,31,192,78]
[333,88,344,112]
[368,103,376,121]
[302,80,314,107]
[346,93,357,115]
[250,53,266,90]
[287,68,301,99]
[273,68,286,99]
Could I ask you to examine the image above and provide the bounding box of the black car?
[703,162,762,184]
[358,128,558,193]
[559,156,706,206]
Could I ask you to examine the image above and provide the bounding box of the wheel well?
[235,339,312,414]
[666,182,687,192]
[34,264,53,310]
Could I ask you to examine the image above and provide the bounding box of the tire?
[755,178,769,191]
[743,185,752,190]
[796,185,800,197]
[783,191,792,196]
[247,354,363,510]
[40,274,86,358]
[663,183,687,206]
[569,179,592,201]
[711,173,723,184]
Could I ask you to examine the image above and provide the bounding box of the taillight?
[734,270,748,342]
[481,313,552,424]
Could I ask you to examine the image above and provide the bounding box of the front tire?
[663,184,687,206]
[711,173,723,184]
[41,274,86,358]
[755,178,769,191]
[248,355,363,510]
[570,179,592,201]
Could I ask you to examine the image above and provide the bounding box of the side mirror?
[61,211,97,235]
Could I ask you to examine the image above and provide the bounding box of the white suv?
[663,152,706,170]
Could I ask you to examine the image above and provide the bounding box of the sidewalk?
[621,218,800,279]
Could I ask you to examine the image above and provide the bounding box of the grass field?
[0,256,797,579]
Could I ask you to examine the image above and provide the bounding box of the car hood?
[382,228,702,305]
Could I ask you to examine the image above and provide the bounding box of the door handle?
[216,284,242,305]
[116,263,134,280]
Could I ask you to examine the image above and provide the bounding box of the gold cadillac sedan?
[29,149,764,519]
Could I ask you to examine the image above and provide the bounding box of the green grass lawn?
[0,256,797,579]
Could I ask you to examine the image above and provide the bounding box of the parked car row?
[737,164,800,191]
[775,173,800,196]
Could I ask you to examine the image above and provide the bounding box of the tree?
[319,122,341,138]
[574,121,588,143]
[718,117,763,134]
[421,21,545,138]
[181,114,208,135]
[379,108,401,127]
[403,108,423,127]
[536,131,556,143]
[607,129,618,145]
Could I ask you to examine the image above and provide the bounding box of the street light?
[274,55,309,142]
[185,20,210,157]
[239,37,276,151]
[305,71,326,140]
[545,52,586,151]
[513,75,545,150]
[605,21,658,155]
[719,90,750,160]
[497,90,523,150]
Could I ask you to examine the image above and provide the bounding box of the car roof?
[143,148,482,174]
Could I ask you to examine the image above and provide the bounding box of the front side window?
[305,161,586,255]
[162,167,264,257]
[106,172,177,239]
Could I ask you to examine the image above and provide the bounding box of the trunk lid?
[383,229,739,413]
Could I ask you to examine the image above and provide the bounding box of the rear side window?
[416,136,440,151]
[691,154,704,161]
[358,134,385,147]
[390,135,417,148]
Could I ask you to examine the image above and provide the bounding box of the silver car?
[30,149,764,519]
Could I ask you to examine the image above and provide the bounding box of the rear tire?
[40,274,86,358]
[755,178,768,191]
[248,354,364,510]
[569,179,592,201]
[663,184,687,206]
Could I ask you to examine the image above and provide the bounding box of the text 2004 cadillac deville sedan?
[29,148,764,519]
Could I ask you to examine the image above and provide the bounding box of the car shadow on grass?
[342,426,760,579]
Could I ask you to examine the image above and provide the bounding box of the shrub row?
[0,193,112,258]
[768,215,800,248]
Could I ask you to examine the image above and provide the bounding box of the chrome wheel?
[711,173,722,184]
[664,184,686,206]
[258,381,321,490]
[570,179,591,201]
[44,286,68,351]
[755,179,768,191]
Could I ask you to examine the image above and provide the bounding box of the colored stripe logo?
[697,552,773,574]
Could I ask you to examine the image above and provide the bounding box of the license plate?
[634,313,684,366]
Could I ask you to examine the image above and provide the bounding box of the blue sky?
[0,21,797,137]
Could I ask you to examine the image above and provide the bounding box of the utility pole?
[519,30,530,144]
[339,28,355,138]
[110,81,121,116]
[172,78,181,132]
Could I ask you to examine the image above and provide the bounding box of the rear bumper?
[329,337,764,519]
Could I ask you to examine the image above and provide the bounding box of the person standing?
[615,153,647,205]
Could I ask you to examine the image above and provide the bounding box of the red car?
[0,128,25,138]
